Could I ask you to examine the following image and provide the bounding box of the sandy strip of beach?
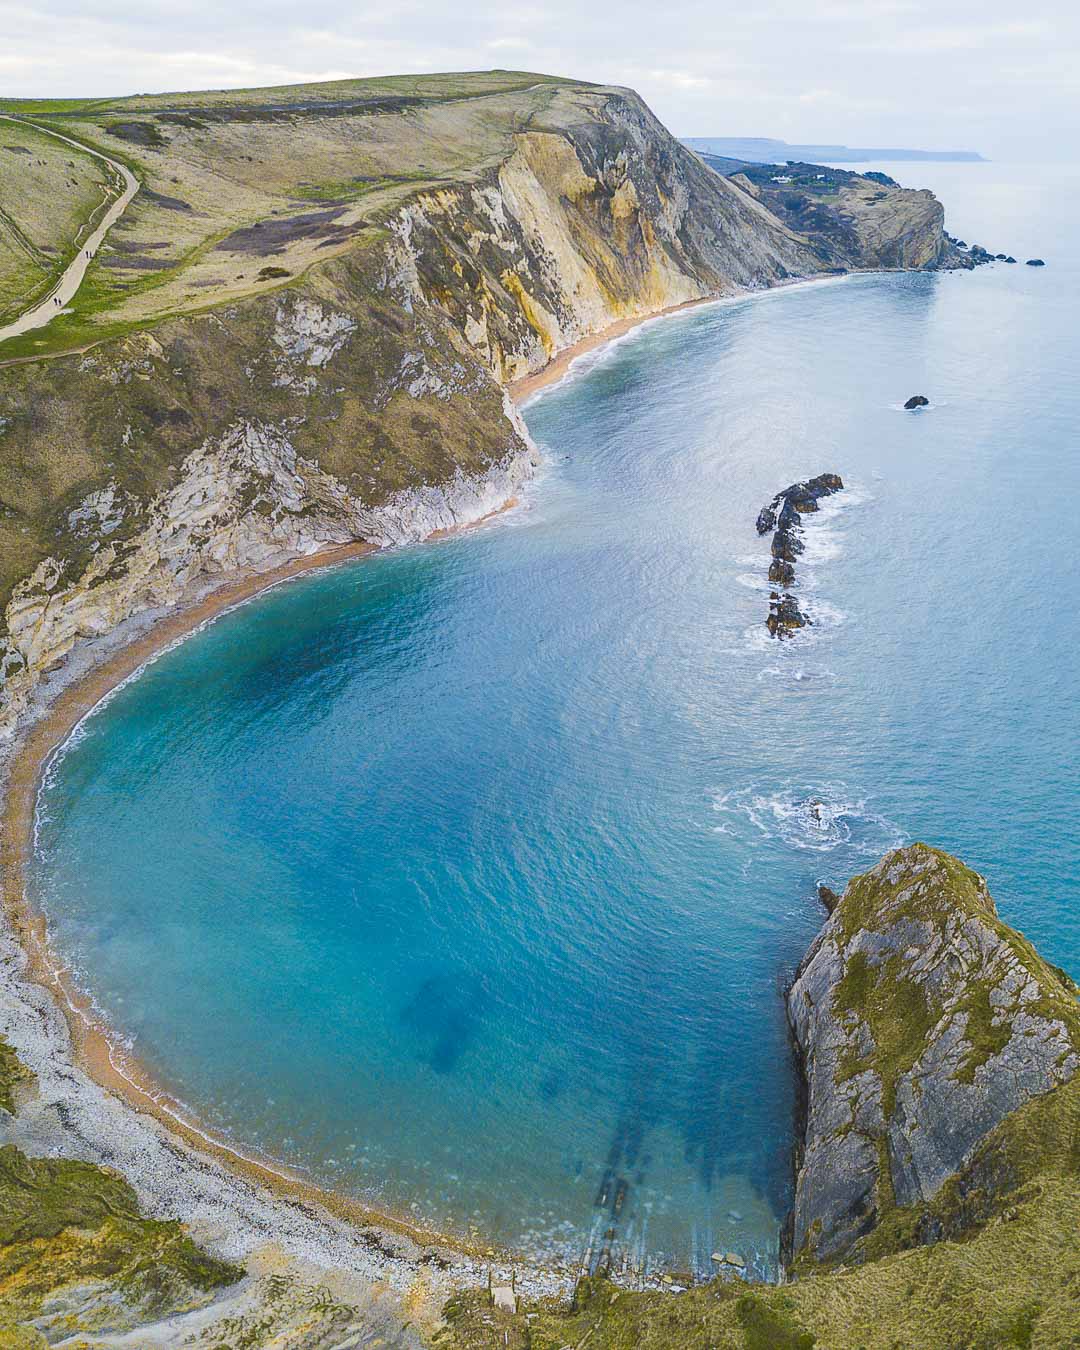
[508,294,720,403]
[0,488,546,1264]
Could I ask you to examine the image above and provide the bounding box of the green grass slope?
[0,71,595,362]
[0,121,119,322]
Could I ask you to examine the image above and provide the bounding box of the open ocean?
[30,160,1080,1278]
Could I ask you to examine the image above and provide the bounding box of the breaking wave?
[712,783,907,855]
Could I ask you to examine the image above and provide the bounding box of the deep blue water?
[31,162,1080,1277]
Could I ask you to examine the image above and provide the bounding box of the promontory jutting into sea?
[0,52,1077,1350]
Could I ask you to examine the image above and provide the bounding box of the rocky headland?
[0,73,967,741]
[786,844,1079,1266]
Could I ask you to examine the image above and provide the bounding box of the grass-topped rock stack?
[787,843,1080,1266]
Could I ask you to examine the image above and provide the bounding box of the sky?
[2,0,1076,159]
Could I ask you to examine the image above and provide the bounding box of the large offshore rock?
[786,844,1080,1265]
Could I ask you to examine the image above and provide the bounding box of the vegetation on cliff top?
[0,1040,31,1118]
[0,119,119,324]
[0,1142,242,1339]
[831,845,1080,1119]
[0,71,591,362]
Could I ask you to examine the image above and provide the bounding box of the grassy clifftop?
[0,72,598,362]
[0,120,119,323]
[0,69,962,367]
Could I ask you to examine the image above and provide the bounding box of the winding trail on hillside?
[0,114,139,347]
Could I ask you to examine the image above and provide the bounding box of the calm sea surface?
[31,162,1080,1277]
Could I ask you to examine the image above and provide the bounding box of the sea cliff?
[0,70,1020,1350]
[787,844,1080,1268]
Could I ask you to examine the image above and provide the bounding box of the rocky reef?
[787,844,1080,1266]
[756,473,843,637]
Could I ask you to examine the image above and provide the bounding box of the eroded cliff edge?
[0,78,961,738]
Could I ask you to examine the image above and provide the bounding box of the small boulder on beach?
[1026,258,1046,266]
[904,395,930,410]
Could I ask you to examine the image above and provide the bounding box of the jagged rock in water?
[786,844,1080,1266]
[766,591,809,637]
[817,883,840,913]
[769,557,796,586]
[757,473,843,530]
[757,473,842,638]
[783,473,844,513]
[904,394,930,409]
[770,527,804,562]
[1026,258,1046,266]
[1005,255,1017,263]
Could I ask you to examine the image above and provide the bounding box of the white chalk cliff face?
[0,88,957,736]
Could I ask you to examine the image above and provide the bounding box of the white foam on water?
[712,782,907,856]
[755,663,838,687]
[738,597,848,655]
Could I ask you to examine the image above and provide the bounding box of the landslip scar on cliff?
[0,69,965,739]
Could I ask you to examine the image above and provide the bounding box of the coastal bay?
[16,158,1079,1287]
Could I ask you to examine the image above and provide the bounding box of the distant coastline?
[682,135,985,164]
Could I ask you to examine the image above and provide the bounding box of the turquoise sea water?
[31,163,1080,1278]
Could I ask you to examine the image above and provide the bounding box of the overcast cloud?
[2,0,1076,158]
